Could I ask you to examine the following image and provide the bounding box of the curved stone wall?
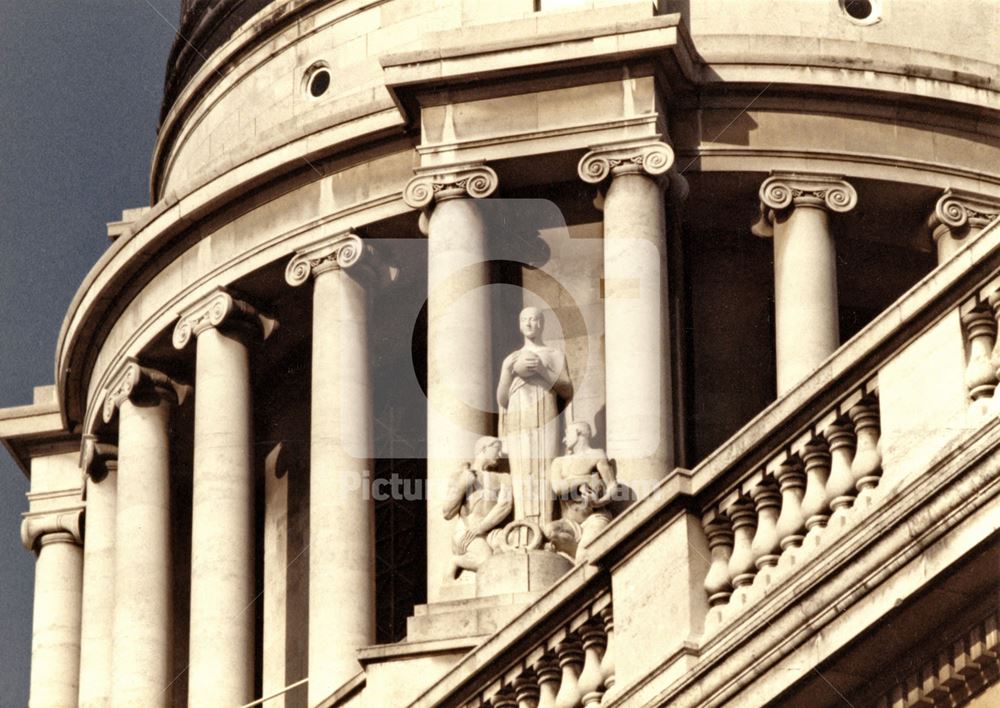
[56,0,1000,443]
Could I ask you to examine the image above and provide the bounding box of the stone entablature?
[57,1,1000,445]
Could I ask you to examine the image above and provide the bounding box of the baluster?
[704,517,734,605]
[536,653,561,708]
[961,305,998,406]
[515,671,540,708]
[494,687,518,708]
[578,621,607,706]
[750,479,781,569]
[800,439,831,530]
[554,637,584,708]
[849,397,882,491]
[727,498,758,588]
[774,458,806,550]
[989,289,1000,416]
[824,421,858,511]
[599,607,616,698]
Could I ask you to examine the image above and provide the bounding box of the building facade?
[2,0,999,706]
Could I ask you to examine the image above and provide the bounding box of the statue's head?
[564,420,593,450]
[518,307,544,339]
[474,436,503,468]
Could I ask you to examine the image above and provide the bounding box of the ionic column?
[404,163,498,601]
[927,189,1000,264]
[753,174,858,394]
[173,288,275,707]
[22,508,84,708]
[578,140,676,490]
[78,436,118,708]
[102,359,188,706]
[286,231,380,703]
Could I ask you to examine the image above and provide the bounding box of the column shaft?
[426,197,493,600]
[29,536,83,707]
[603,172,673,489]
[309,268,375,704]
[188,327,255,706]
[772,205,839,393]
[112,398,173,706]
[78,470,116,708]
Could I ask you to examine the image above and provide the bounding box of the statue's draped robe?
[499,346,567,541]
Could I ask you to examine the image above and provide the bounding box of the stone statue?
[544,421,618,562]
[442,436,512,579]
[497,307,573,538]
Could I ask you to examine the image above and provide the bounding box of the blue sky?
[0,1,175,702]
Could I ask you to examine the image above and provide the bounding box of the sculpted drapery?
[497,308,573,539]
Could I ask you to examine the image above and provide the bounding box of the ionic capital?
[752,173,858,237]
[402,162,498,210]
[101,357,191,423]
[21,508,83,551]
[172,287,277,350]
[927,188,1000,240]
[577,139,675,184]
[79,434,118,483]
[285,230,379,286]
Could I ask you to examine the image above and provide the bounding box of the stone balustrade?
[419,222,1000,708]
[701,384,881,614]
[960,280,1000,416]
[471,591,615,708]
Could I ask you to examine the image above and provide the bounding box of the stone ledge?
[381,14,689,90]
[357,635,485,665]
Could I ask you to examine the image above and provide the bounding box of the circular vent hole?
[842,0,878,22]
[308,69,330,98]
[844,0,872,19]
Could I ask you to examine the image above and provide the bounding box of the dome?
[161,0,274,123]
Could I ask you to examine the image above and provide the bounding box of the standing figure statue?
[442,436,512,579]
[544,421,619,562]
[497,307,573,541]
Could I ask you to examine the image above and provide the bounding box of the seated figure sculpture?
[442,436,513,579]
[544,421,619,562]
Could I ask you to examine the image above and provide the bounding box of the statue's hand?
[513,351,544,378]
[512,354,534,378]
[458,462,476,487]
[459,526,480,551]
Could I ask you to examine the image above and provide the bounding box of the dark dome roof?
[161,0,275,124]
